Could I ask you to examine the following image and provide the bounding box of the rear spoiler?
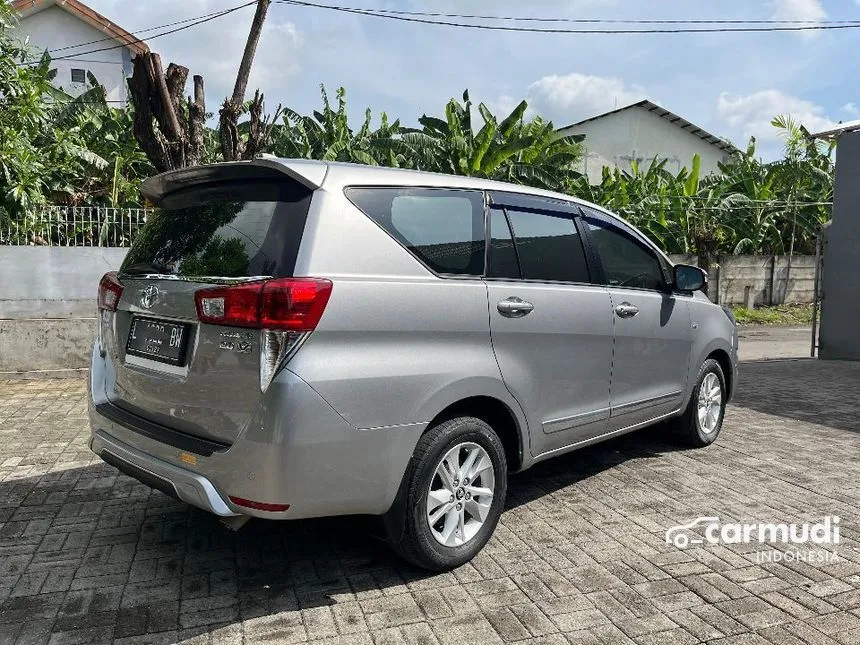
[139,158,328,204]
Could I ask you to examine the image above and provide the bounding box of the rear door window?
[345,187,485,276]
[121,180,311,279]
[487,208,521,279]
[506,208,590,283]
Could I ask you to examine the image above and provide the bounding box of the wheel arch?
[426,395,525,473]
[706,347,734,399]
[381,392,527,545]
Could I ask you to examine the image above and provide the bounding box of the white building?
[558,100,737,184]
[11,0,149,107]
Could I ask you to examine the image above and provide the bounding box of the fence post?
[744,285,755,309]
[769,255,776,306]
[810,234,823,358]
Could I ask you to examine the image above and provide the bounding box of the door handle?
[614,302,639,318]
[497,297,534,318]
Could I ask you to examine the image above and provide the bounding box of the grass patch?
[731,303,814,326]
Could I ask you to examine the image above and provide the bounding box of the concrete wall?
[11,6,129,105]
[668,254,816,306]
[560,107,731,184]
[819,131,860,360]
[0,318,96,374]
[0,247,127,375]
[0,247,129,318]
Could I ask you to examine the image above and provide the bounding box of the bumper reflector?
[228,496,290,512]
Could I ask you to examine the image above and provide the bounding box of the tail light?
[98,272,124,311]
[194,278,332,392]
[194,278,332,331]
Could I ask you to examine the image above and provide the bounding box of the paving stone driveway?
[1,359,860,645]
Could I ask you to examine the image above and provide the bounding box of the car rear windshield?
[121,180,311,279]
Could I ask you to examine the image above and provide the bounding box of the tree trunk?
[187,75,206,167]
[220,0,271,162]
[127,53,205,173]
[128,54,171,173]
[128,0,277,174]
[694,234,718,297]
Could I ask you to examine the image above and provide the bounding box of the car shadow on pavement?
[0,427,681,641]
[505,423,679,510]
[732,359,860,434]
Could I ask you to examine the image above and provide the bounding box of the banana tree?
[269,86,408,167]
[399,90,583,188]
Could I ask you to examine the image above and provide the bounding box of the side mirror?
[673,264,707,292]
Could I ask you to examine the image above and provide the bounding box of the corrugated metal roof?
[809,120,860,140]
[560,99,738,154]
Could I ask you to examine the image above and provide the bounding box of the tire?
[671,358,727,447]
[388,416,507,571]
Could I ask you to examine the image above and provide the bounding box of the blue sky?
[85,0,860,159]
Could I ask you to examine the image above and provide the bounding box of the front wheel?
[671,358,727,447]
[388,416,507,570]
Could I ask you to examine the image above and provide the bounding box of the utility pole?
[220,0,282,162]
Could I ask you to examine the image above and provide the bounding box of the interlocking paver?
[1,358,860,643]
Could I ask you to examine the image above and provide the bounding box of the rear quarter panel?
[287,188,528,440]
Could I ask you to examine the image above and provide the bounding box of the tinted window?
[586,219,666,290]
[487,209,520,279]
[506,209,589,283]
[70,68,86,84]
[346,188,485,275]
[121,180,311,279]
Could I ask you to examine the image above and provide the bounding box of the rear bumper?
[89,343,424,520]
[90,430,237,516]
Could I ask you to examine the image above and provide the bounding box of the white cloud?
[526,73,647,125]
[717,90,837,142]
[843,103,860,118]
[771,0,826,21]
[770,0,826,39]
[484,94,537,121]
[245,20,303,96]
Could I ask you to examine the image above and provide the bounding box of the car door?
[580,209,693,429]
[483,193,614,456]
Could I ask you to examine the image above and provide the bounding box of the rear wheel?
[672,358,727,447]
[389,416,507,570]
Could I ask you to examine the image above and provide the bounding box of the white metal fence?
[0,206,151,247]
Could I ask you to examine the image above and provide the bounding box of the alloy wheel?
[697,372,723,434]
[426,442,495,547]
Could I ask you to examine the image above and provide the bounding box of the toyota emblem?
[139,285,160,309]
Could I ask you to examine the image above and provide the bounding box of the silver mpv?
[90,159,738,570]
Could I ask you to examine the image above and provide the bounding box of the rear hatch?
[101,167,315,445]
